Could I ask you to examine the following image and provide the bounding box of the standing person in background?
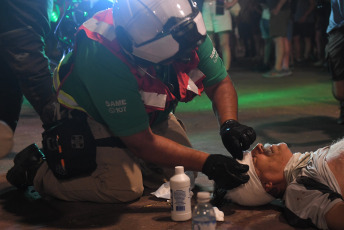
[195,0,205,12]
[284,7,294,76]
[0,0,58,133]
[237,0,262,59]
[202,0,238,71]
[257,1,273,72]
[262,0,292,78]
[313,0,331,67]
[292,0,316,63]
[326,0,344,124]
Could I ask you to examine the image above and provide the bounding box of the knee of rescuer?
[114,185,144,203]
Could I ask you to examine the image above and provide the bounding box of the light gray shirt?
[284,147,343,229]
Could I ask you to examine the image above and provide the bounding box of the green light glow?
[176,82,334,112]
[238,83,333,108]
[50,5,60,23]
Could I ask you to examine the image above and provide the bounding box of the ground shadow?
[256,115,344,149]
[0,187,170,229]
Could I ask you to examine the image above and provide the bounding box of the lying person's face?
[251,143,293,196]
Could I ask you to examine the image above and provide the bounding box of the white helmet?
[113,0,206,64]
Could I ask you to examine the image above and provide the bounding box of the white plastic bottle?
[170,166,192,221]
[192,192,216,230]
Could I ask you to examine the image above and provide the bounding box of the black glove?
[220,120,256,160]
[211,183,228,208]
[202,154,249,190]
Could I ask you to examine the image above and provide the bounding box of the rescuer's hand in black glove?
[220,120,256,160]
[202,154,249,190]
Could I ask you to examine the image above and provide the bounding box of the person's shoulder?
[76,37,130,73]
[72,37,137,86]
[197,35,222,67]
[312,145,330,158]
[77,38,116,62]
[197,35,214,56]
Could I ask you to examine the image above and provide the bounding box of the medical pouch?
[41,111,97,179]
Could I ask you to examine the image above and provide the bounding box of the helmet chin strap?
[120,47,136,64]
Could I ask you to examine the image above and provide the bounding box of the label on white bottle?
[171,187,191,221]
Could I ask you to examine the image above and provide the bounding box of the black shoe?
[6,144,45,189]
[338,101,344,125]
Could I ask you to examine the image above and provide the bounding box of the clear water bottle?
[192,192,216,230]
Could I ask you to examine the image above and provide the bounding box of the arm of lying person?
[120,127,249,189]
[325,201,344,230]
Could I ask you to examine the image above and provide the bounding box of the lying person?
[224,138,344,230]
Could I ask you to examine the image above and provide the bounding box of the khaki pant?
[34,113,194,203]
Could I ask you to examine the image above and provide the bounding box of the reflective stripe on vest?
[82,17,116,41]
[53,59,86,112]
[187,68,204,94]
[139,90,167,109]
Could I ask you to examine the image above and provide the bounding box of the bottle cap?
[175,166,184,175]
[197,191,211,203]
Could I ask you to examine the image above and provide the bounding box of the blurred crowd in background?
[46,0,331,73]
